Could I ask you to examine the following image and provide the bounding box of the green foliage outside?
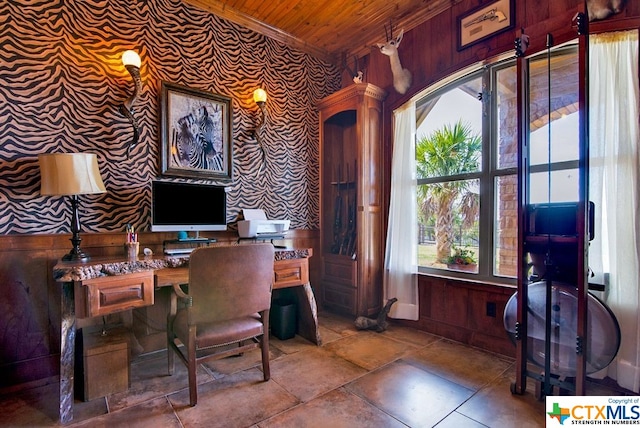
[418,244,478,268]
[416,120,481,266]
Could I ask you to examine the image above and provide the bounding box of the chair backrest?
[187,243,274,325]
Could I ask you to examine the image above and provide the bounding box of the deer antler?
[352,55,364,83]
[384,19,395,41]
[342,52,355,77]
[342,54,365,84]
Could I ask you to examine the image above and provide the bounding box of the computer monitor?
[151,180,227,233]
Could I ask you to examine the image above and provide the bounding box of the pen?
[126,224,136,243]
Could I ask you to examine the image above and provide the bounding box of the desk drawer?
[274,258,309,289]
[76,271,154,318]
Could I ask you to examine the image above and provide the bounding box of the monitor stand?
[178,231,209,241]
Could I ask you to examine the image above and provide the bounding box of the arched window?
[413,45,579,282]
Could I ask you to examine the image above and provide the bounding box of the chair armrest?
[172,282,189,300]
[169,282,191,317]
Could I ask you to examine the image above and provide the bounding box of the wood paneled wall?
[395,276,516,356]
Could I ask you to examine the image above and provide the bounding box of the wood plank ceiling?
[185,0,461,64]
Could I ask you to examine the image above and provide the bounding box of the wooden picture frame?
[160,81,232,181]
[457,0,514,50]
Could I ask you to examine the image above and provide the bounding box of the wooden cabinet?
[317,83,387,317]
[78,326,130,401]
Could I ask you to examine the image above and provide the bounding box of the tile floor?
[0,311,629,427]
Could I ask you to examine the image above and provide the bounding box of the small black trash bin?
[270,298,297,340]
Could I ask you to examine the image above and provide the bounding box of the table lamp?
[38,153,106,262]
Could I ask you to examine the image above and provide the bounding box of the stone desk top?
[53,247,312,282]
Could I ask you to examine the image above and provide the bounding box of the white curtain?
[384,102,419,320]
[589,30,640,392]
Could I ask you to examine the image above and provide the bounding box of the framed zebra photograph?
[160,81,232,181]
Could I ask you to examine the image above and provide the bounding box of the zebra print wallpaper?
[0,0,341,235]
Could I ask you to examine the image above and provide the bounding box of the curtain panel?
[589,29,640,393]
[384,103,419,320]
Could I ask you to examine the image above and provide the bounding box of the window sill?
[416,269,516,290]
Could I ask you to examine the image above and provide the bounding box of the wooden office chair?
[166,243,274,406]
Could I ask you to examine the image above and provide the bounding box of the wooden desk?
[53,248,318,424]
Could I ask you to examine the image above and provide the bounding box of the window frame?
[415,45,580,285]
[416,65,506,282]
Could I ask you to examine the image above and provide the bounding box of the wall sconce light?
[38,153,106,262]
[118,50,142,158]
[251,88,267,164]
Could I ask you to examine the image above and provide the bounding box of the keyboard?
[164,247,196,256]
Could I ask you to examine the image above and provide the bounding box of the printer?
[237,209,290,238]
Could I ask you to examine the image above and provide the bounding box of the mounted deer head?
[376,26,412,94]
[342,54,365,84]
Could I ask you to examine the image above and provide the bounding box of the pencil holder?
[124,242,139,259]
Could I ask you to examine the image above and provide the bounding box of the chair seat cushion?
[173,311,264,349]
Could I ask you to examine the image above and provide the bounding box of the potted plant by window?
[444,246,477,272]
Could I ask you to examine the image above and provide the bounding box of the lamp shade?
[38,153,106,196]
[253,88,267,104]
[122,50,141,68]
